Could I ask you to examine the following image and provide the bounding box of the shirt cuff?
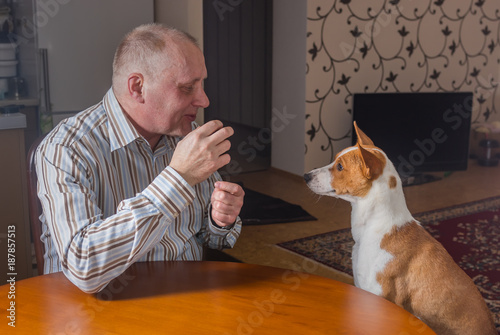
[142,166,195,220]
[207,204,241,234]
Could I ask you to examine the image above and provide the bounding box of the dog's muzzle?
[304,168,336,195]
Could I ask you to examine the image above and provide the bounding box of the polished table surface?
[1,261,436,334]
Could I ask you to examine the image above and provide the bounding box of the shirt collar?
[103,88,142,152]
[103,88,182,152]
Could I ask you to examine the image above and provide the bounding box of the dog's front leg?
[352,242,359,287]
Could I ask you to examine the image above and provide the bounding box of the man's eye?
[337,163,343,171]
[183,86,194,92]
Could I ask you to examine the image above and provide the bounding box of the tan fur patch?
[376,221,496,333]
[330,147,386,198]
[330,153,371,197]
[388,176,397,189]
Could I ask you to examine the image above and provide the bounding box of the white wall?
[154,0,203,48]
[271,0,307,176]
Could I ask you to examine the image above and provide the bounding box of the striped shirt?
[35,88,242,293]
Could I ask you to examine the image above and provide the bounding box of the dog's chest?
[351,224,394,296]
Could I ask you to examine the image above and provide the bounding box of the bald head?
[112,23,199,96]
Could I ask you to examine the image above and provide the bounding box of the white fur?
[305,147,414,295]
[350,150,413,294]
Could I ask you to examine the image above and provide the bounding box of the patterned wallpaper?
[305,0,500,171]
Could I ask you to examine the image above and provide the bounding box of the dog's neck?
[349,170,414,242]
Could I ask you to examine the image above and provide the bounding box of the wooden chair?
[26,136,46,275]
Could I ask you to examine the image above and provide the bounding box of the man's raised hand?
[170,120,233,186]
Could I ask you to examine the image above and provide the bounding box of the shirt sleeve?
[36,142,196,293]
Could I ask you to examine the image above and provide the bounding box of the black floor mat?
[239,186,317,225]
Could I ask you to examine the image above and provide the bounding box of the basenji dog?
[304,122,496,335]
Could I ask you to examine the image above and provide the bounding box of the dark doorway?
[203,0,273,177]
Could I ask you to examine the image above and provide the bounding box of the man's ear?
[357,143,384,180]
[127,73,145,103]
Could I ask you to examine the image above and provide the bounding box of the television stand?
[401,174,442,187]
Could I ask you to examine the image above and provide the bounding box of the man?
[35,24,244,293]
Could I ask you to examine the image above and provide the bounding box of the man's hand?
[211,181,244,228]
[170,120,233,186]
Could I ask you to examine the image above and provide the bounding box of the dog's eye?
[337,163,343,171]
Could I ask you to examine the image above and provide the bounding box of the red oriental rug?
[277,196,500,332]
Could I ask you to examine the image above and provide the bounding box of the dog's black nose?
[303,173,312,183]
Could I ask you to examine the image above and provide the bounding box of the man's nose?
[194,87,210,108]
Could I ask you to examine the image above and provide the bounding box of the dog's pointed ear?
[357,143,384,180]
[354,121,374,146]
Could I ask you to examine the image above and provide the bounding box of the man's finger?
[196,120,224,136]
[215,139,231,156]
[215,153,231,171]
[214,181,244,196]
[210,126,234,144]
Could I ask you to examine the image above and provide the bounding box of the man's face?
[143,41,209,138]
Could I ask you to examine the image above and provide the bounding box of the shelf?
[0,98,39,107]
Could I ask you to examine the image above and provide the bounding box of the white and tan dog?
[304,122,496,335]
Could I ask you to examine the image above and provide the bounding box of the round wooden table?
[0,261,435,334]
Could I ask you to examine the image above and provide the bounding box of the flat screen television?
[352,92,473,184]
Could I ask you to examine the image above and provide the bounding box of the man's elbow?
[62,268,109,294]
